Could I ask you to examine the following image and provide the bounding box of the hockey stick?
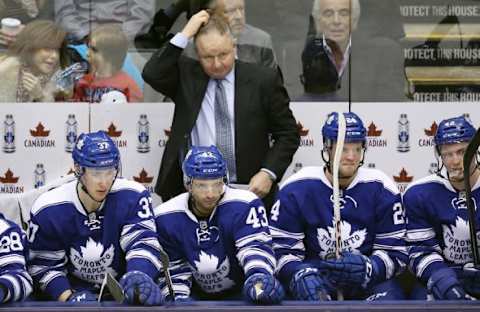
[463,127,480,266]
[159,247,175,299]
[333,112,346,300]
[98,272,125,303]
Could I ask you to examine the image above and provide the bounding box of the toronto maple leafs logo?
[317,219,367,258]
[191,251,235,293]
[196,223,220,247]
[451,192,476,211]
[76,138,84,150]
[442,217,473,264]
[70,238,116,285]
[329,194,358,210]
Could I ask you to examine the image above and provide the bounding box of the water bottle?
[65,114,78,153]
[34,163,46,189]
[397,114,410,153]
[137,114,150,153]
[3,114,15,153]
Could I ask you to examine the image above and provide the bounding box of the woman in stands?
[0,20,66,102]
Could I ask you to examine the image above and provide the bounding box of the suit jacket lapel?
[190,64,210,126]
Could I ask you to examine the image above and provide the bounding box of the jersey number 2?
[393,203,405,225]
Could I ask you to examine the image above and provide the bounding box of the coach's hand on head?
[181,10,210,39]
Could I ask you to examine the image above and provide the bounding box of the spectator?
[142,10,299,208]
[299,0,359,98]
[299,0,404,101]
[0,0,54,47]
[72,24,143,103]
[0,19,66,102]
[54,0,155,45]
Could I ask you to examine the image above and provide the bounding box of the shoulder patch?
[111,178,147,193]
[280,166,324,189]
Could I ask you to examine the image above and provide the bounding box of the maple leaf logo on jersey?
[70,238,117,285]
[451,192,477,211]
[317,219,367,258]
[442,217,472,264]
[192,251,235,293]
[329,194,358,210]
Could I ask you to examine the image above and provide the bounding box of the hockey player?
[404,115,480,300]
[0,213,32,303]
[28,131,163,305]
[153,145,284,304]
[269,111,407,300]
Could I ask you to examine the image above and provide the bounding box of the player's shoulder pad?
[31,180,76,216]
[404,174,444,194]
[110,178,147,194]
[355,167,400,195]
[220,187,258,205]
[153,193,189,217]
[279,166,323,190]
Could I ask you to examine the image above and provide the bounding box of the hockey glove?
[68,290,97,302]
[289,266,331,301]
[461,263,480,297]
[243,272,285,304]
[119,271,164,306]
[318,252,377,288]
[427,267,467,300]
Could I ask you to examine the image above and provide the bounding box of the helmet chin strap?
[78,180,104,204]
[323,144,366,177]
[187,184,226,219]
[76,169,118,210]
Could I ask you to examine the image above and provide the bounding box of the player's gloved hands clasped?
[120,271,164,306]
[68,290,97,303]
[318,252,377,288]
[427,267,468,300]
[289,266,331,301]
[459,263,480,298]
[243,272,285,304]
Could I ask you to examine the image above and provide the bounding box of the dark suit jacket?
[143,43,300,201]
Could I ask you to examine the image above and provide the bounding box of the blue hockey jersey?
[0,213,32,302]
[153,187,275,299]
[404,174,480,283]
[28,178,161,300]
[269,166,407,287]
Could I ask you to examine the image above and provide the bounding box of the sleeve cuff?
[278,261,303,287]
[370,255,387,285]
[170,33,189,49]
[127,259,159,280]
[260,168,277,182]
[44,276,71,300]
